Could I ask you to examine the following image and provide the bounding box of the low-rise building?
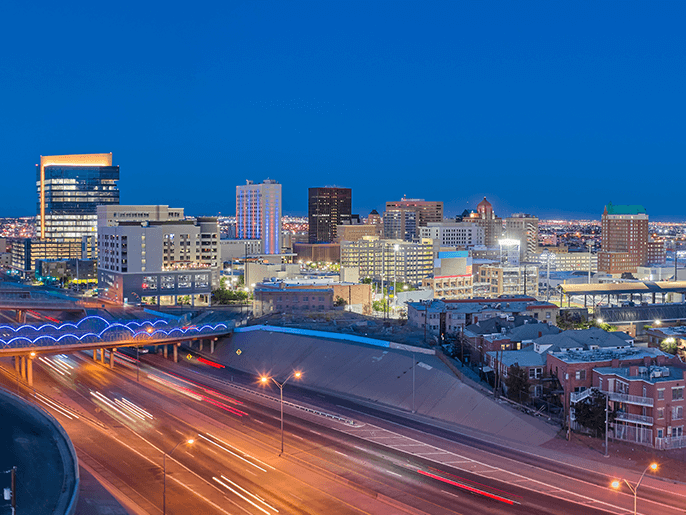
[336,223,382,243]
[474,264,539,298]
[10,238,87,278]
[647,326,686,350]
[245,262,301,289]
[35,259,96,283]
[220,239,262,262]
[407,297,559,338]
[253,286,333,317]
[293,242,340,263]
[421,250,473,299]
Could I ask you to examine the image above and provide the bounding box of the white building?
[97,205,184,227]
[220,239,262,262]
[419,222,484,248]
[98,207,219,305]
[505,213,539,261]
[236,179,282,255]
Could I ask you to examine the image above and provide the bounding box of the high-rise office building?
[384,198,443,227]
[383,208,418,241]
[505,213,539,261]
[236,180,282,255]
[598,202,649,274]
[37,153,119,240]
[308,187,352,243]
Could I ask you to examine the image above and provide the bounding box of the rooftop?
[594,365,684,384]
[486,348,547,368]
[549,346,668,364]
[605,202,646,215]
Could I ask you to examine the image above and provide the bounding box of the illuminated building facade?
[37,153,119,240]
[465,197,503,247]
[236,180,282,254]
[505,213,539,261]
[385,198,443,227]
[308,187,352,243]
[98,211,219,306]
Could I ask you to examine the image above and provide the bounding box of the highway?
[0,344,684,515]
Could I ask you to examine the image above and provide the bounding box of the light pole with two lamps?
[260,371,302,455]
[163,438,194,515]
[611,462,658,515]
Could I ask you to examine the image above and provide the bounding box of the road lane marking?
[386,470,402,477]
[206,432,275,470]
[334,450,348,457]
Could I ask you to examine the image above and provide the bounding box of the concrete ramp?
[216,331,558,447]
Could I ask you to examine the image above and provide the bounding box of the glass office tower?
[36,153,120,240]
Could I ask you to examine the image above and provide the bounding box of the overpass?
[0,315,234,386]
[0,289,87,321]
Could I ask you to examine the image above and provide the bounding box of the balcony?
[603,390,654,407]
[615,412,654,426]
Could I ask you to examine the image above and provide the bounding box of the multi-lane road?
[1,343,685,515]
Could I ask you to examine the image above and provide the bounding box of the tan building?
[385,198,443,227]
[422,250,473,299]
[340,237,434,286]
[474,264,539,298]
[252,279,372,316]
[293,242,340,263]
[336,223,382,243]
[464,197,503,247]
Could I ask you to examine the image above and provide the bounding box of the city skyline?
[0,2,684,220]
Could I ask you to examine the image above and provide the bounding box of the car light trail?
[198,434,267,472]
[427,466,523,499]
[90,391,136,422]
[197,357,225,368]
[212,476,275,515]
[205,432,274,470]
[219,474,279,512]
[201,396,248,416]
[35,392,79,420]
[39,357,67,376]
[417,469,518,505]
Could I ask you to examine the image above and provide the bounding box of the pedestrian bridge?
[0,315,234,385]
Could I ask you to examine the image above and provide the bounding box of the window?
[529,368,542,380]
[658,388,665,400]
[657,429,664,438]
[673,406,684,420]
[658,408,664,419]
[673,387,684,401]
[575,370,586,380]
[675,426,684,438]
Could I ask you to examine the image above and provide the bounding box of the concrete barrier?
[0,387,79,515]
[235,324,435,354]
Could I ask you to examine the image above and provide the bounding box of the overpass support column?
[27,356,33,387]
[15,310,26,323]
[21,356,27,380]
[109,349,116,369]
[173,344,178,363]
[15,356,20,377]
[100,349,105,364]
[163,345,168,359]
[210,339,215,354]
[584,295,587,307]
[93,349,97,361]
[198,339,203,352]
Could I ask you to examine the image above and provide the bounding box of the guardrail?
[615,411,654,425]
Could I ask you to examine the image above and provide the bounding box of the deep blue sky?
[1,1,684,220]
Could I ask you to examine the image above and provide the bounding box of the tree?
[361,277,372,284]
[504,365,530,404]
[573,390,616,437]
[334,296,347,307]
[660,337,678,355]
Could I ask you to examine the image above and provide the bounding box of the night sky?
[0,1,683,220]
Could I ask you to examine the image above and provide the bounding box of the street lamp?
[163,438,194,515]
[611,462,658,515]
[260,371,302,455]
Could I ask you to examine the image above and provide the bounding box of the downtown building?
[383,198,443,241]
[505,213,539,262]
[598,203,665,274]
[419,222,484,248]
[97,205,219,305]
[11,153,120,277]
[236,180,282,255]
[308,187,352,243]
[464,197,503,248]
[340,237,433,286]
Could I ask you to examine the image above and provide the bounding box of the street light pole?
[163,439,194,515]
[261,371,302,455]
[611,463,658,515]
[412,352,416,413]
